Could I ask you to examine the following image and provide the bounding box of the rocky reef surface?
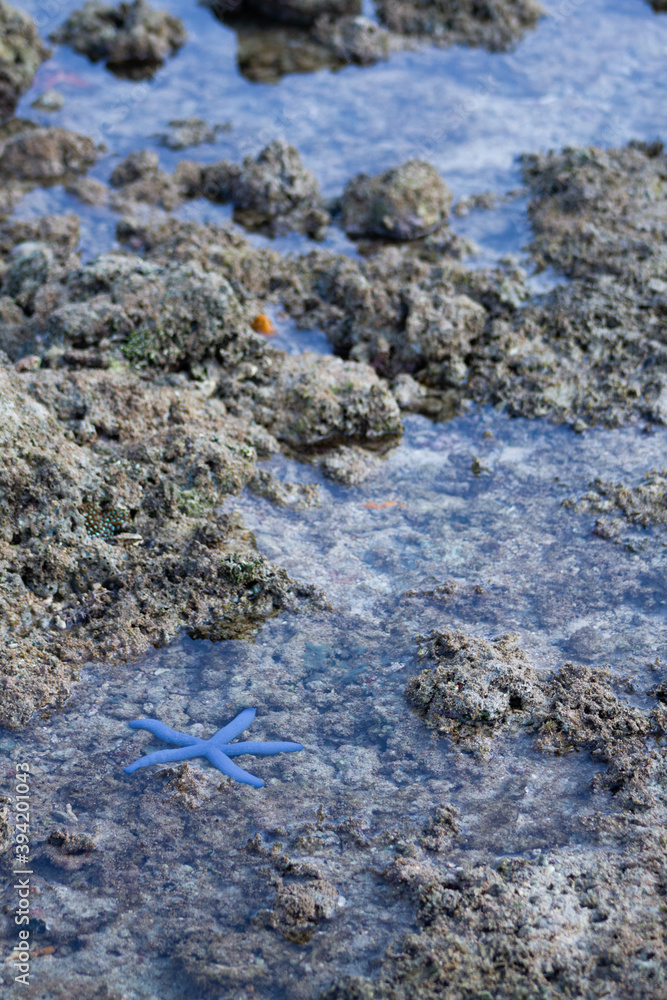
[1,131,667,735]
[1,5,667,990]
[0,1,50,121]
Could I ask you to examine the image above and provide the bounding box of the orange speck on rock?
[34,946,56,957]
[252,314,276,335]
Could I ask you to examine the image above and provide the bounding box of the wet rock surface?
[341,159,453,240]
[50,0,187,75]
[0,355,331,728]
[107,139,330,236]
[229,138,330,237]
[0,121,100,211]
[406,627,654,769]
[375,0,544,51]
[1,598,666,999]
[318,626,667,1000]
[0,1,51,121]
[0,208,409,728]
[211,0,542,77]
[405,627,546,732]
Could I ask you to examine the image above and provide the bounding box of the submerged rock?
[0,2,51,121]
[406,624,653,776]
[50,0,186,73]
[319,443,381,485]
[228,18,345,83]
[406,627,546,727]
[211,0,541,67]
[376,0,544,51]
[341,160,453,240]
[248,469,322,508]
[351,834,667,1000]
[156,117,230,150]
[266,877,343,943]
[31,89,65,112]
[564,470,667,547]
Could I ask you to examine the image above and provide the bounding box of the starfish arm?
[124,745,202,774]
[209,708,256,746]
[205,747,264,788]
[224,741,304,757]
[127,719,201,747]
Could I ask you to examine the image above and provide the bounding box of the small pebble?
[31,90,65,112]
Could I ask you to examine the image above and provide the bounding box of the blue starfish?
[123,708,303,788]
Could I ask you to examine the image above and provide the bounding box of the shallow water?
[3,0,667,995]
[13,0,667,262]
[2,409,666,996]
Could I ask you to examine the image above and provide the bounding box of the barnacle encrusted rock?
[375,0,543,51]
[48,253,250,370]
[341,160,453,240]
[0,1,51,121]
[0,211,416,728]
[103,141,330,237]
[220,349,402,448]
[0,358,325,728]
[311,15,390,65]
[522,141,667,281]
[50,0,186,72]
[108,149,187,211]
[280,246,489,381]
[0,123,100,183]
[406,625,654,784]
[337,844,667,1000]
[268,877,342,943]
[406,627,546,727]
[229,139,330,238]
